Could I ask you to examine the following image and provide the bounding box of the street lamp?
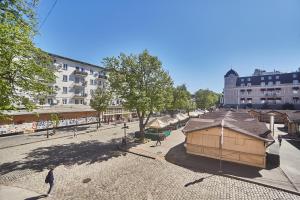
[122,123,129,145]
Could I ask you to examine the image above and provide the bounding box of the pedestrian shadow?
[24,194,47,200]
[184,175,214,187]
[286,139,300,150]
[165,143,280,179]
[0,136,137,176]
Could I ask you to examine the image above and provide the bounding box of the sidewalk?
[0,121,139,149]
[120,128,300,195]
[0,185,47,200]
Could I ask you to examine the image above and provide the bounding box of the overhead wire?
[39,0,58,30]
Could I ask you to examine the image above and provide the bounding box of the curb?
[117,144,300,196]
[0,122,139,150]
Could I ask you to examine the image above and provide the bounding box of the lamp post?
[122,123,129,145]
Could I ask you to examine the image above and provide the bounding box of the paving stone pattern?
[0,124,299,199]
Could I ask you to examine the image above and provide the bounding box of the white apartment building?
[223,68,300,109]
[39,53,108,106]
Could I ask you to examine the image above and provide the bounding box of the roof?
[183,111,273,142]
[224,69,239,78]
[236,71,300,86]
[284,111,300,123]
[3,105,96,116]
[48,52,105,70]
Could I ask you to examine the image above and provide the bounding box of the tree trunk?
[98,112,101,128]
[139,117,145,142]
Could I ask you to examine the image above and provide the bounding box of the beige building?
[183,111,274,168]
[223,69,300,109]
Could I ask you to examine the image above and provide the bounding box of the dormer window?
[261,77,264,80]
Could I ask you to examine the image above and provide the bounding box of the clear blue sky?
[35,0,300,93]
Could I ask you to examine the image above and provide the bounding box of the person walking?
[45,167,54,196]
[156,134,161,146]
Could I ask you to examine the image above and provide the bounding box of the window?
[268,76,272,80]
[75,99,79,104]
[48,99,53,105]
[90,69,94,75]
[261,82,265,86]
[98,80,102,86]
[241,78,244,82]
[90,79,94,85]
[247,98,252,103]
[63,87,68,94]
[247,83,251,87]
[90,89,94,95]
[76,66,80,70]
[247,89,252,95]
[276,81,280,85]
[247,78,251,81]
[261,77,264,80]
[240,90,245,95]
[63,99,68,104]
[80,99,84,104]
[241,83,245,87]
[240,98,245,104]
[63,75,68,82]
[293,74,297,78]
[276,75,280,79]
[261,98,265,104]
[81,68,85,72]
[268,81,273,86]
[293,80,299,84]
[63,64,68,70]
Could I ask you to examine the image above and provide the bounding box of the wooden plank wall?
[186,127,266,168]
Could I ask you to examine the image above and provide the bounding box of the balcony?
[73,93,87,98]
[96,74,108,79]
[47,92,57,97]
[72,81,87,88]
[73,70,88,76]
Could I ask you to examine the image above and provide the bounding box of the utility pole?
[219,119,224,173]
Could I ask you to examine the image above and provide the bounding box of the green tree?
[50,113,59,136]
[195,89,220,109]
[90,87,112,129]
[0,0,56,119]
[103,50,173,140]
[186,99,197,116]
[169,84,191,115]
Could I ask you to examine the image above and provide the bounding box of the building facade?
[223,69,300,109]
[37,53,109,106]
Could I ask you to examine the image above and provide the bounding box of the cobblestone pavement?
[0,124,300,199]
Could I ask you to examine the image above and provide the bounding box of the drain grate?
[82,178,91,183]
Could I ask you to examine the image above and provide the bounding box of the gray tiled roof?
[183,111,273,142]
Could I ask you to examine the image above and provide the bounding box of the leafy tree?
[103,50,173,140]
[50,113,59,136]
[0,0,56,119]
[90,87,112,129]
[195,89,220,109]
[169,84,192,115]
[186,99,197,116]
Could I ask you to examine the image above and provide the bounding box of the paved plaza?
[0,122,300,199]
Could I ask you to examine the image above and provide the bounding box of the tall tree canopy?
[0,0,56,118]
[169,84,192,114]
[103,50,173,138]
[195,89,220,109]
[90,87,112,129]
